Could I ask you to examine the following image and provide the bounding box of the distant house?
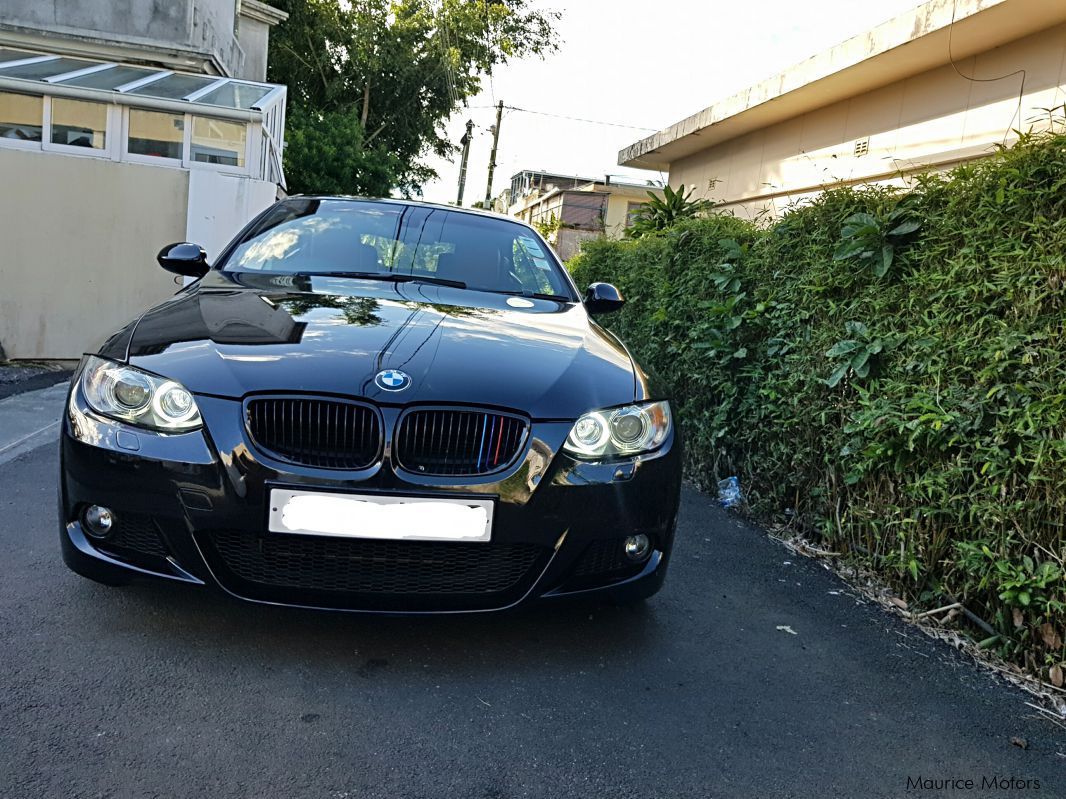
[506,170,592,209]
[505,172,662,260]
[619,0,1066,218]
[0,1,289,359]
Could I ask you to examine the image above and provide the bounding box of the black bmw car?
[60,197,682,613]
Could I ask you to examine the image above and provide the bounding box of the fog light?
[624,534,651,561]
[83,505,114,539]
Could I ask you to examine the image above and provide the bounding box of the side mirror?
[157,242,209,278]
[584,282,625,315]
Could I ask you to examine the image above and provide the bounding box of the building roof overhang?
[619,0,1066,171]
[0,48,286,120]
[0,23,231,76]
[240,0,290,28]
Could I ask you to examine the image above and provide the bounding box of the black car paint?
[60,198,682,613]
[122,271,647,420]
[157,242,210,278]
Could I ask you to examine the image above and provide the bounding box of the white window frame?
[0,91,264,178]
[183,77,230,103]
[0,90,46,151]
[120,107,253,177]
[185,113,253,177]
[121,106,188,168]
[188,77,278,112]
[42,95,114,160]
[0,54,60,72]
[44,62,115,85]
[115,71,173,94]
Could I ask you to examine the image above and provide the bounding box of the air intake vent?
[246,396,381,470]
[98,512,168,561]
[207,531,546,596]
[854,137,870,157]
[395,408,527,476]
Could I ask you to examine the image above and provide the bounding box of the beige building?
[505,171,662,260]
[0,3,288,360]
[619,0,1066,218]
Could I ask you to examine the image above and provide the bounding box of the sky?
[420,0,927,204]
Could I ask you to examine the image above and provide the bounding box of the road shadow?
[74,577,670,679]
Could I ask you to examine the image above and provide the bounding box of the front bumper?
[59,386,682,613]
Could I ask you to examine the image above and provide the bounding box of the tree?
[268,0,559,196]
[282,105,404,196]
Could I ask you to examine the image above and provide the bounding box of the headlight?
[564,401,671,459]
[79,355,202,432]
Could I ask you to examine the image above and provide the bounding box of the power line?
[469,105,658,132]
[946,0,1026,145]
[436,3,459,109]
[506,106,658,132]
[482,0,496,106]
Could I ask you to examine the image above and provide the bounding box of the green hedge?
[570,132,1066,673]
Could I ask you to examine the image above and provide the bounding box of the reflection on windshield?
[234,228,300,269]
[217,199,575,300]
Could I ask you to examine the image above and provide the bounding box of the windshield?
[217,198,576,299]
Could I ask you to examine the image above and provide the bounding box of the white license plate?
[267,488,493,542]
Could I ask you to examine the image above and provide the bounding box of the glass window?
[50,98,107,149]
[197,82,270,110]
[512,235,558,294]
[0,48,40,64]
[217,199,576,300]
[0,92,42,142]
[559,192,606,230]
[0,57,96,80]
[191,117,246,167]
[58,65,155,90]
[128,73,215,100]
[626,201,647,227]
[127,109,183,159]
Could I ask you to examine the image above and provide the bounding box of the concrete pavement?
[0,381,68,467]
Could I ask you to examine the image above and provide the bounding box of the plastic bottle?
[717,476,742,509]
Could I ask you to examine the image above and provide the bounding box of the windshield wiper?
[301,271,467,289]
[494,289,573,302]
[298,272,569,300]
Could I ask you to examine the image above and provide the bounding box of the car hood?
[121,272,643,420]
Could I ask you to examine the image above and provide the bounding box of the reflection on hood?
[130,291,310,353]
[125,274,645,418]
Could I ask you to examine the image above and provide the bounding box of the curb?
[0,370,73,401]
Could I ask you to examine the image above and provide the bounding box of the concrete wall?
[0,0,192,47]
[185,169,278,261]
[603,187,654,238]
[555,228,601,263]
[0,148,188,359]
[0,0,246,77]
[669,23,1066,218]
[237,15,270,82]
[190,0,244,77]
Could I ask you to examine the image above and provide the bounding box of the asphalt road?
[1,441,1063,798]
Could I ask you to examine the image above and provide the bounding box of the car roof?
[286,195,531,229]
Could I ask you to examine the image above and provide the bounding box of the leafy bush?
[570,132,1066,676]
[627,184,714,238]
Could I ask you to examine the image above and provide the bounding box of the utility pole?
[456,119,474,206]
[484,100,503,208]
